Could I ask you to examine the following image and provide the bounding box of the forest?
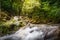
[0,0,60,39]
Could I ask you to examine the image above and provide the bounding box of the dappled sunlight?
[14,16,19,21]
[22,0,41,13]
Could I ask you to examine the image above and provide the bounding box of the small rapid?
[0,24,60,40]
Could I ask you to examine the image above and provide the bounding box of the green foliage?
[1,0,12,11]
[22,0,60,23]
[47,8,60,23]
[0,17,24,36]
[22,0,41,15]
[12,0,23,15]
[1,0,23,16]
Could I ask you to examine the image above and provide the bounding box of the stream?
[0,23,60,40]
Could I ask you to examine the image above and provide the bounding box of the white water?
[0,24,59,40]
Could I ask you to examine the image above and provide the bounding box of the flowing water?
[0,23,60,40]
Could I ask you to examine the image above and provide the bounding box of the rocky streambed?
[0,23,60,40]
